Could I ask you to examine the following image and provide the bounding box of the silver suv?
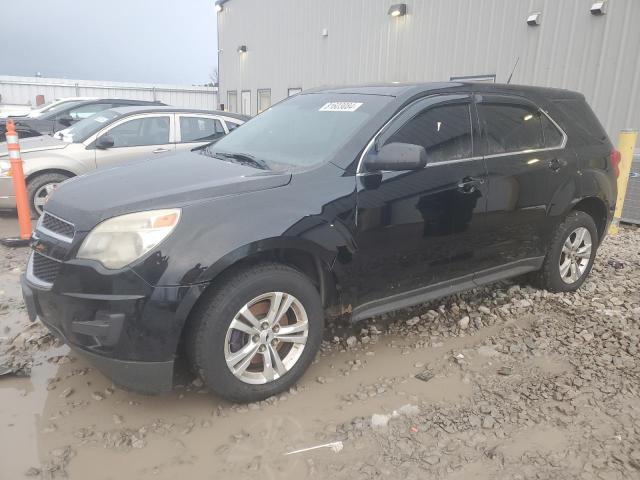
[0,106,248,216]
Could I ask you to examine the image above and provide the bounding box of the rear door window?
[478,103,545,154]
[384,103,473,163]
[179,116,225,142]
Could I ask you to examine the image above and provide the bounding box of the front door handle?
[548,158,567,172]
[457,176,485,193]
[152,147,170,154]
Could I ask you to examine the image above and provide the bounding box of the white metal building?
[0,75,219,110]
[216,0,640,140]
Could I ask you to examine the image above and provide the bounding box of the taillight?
[610,149,621,178]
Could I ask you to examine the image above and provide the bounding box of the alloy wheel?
[33,182,59,216]
[558,227,592,284]
[223,292,309,385]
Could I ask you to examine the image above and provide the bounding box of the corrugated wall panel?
[0,75,218,110]
[218,0,640,142]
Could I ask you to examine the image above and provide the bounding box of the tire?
[26,172,71,218]
[539,211,599,293]
[187,262,324,403]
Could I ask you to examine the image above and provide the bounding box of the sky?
[0,0,218,85]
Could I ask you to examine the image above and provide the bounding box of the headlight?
[77,209,181,269]
[0,159,10,177]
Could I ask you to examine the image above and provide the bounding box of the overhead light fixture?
[590,1,606,15]
[527,12,542,26]
[215,3,223,12]
[237,45,247,53]
[388,3,407,17]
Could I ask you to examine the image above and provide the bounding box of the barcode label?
[319,102,363,112]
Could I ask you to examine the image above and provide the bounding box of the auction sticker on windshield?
[319,102,363,112]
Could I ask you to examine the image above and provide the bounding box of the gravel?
[1,222,639,480]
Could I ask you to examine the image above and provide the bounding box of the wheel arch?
[570,196,609,242]
[25,167,76,182]
[173,239,340,358]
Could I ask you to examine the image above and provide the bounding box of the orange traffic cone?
[1,119,33,247]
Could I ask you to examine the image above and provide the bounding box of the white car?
[0,106,248,216]
[0,97,97,119]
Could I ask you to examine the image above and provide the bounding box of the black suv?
[21,83,618,402]
[0,98,166,141]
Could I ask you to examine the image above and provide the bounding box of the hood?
[45,150,292,230]
[0,134,69,157]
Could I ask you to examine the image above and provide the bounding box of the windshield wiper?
[212,152,270,170]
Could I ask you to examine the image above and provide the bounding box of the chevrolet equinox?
[21,83,619,402]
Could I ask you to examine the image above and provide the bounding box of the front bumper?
[21,266,187,395]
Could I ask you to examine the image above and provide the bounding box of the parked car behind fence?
[0,98,166,142]
[0,106,248,216]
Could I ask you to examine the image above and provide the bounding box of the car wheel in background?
[187,262,324,403]
[539,211,599,293]
[26,172,71,218]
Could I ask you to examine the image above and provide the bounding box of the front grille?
[41,213,75,239]
[32,252,61,284]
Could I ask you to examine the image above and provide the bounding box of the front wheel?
[26,172,71,218]
[188,263,324,403]
[540,211,599,292]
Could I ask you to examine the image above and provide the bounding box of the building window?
[288,87,302,97]
[257,89,271,114]
[241,90,251,115]
[227,91,237,113]
[449,74,496,83]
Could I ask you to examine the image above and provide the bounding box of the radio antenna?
[507,57,520,84]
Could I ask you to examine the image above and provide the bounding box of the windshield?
[31,99,80,118]
[56,109,121,143]
[205,93,392,170]
[38,100,86,120]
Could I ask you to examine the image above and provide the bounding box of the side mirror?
[95,134,115,149]
[364,142,427,172]
[57,114,75,127]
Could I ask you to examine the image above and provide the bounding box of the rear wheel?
[188,263,323,403]
[539,211,598,292]
[26,172,71,218]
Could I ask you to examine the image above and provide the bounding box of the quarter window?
[384,104,473,163]
[541,114,564,148]
[478,104,545,154]
[106,116,170,147]
[179,116,225,142]
[225,120,241,131]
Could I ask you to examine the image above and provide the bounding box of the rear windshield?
[207,93,393,170]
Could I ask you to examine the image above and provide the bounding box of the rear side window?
[478,103,544,154]
[384,104,473,162]
[179,116,225,142]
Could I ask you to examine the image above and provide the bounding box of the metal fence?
[0,75,219,110]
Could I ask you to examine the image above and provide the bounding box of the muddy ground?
[1,214,639,480]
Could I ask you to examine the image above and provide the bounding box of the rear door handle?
[457,176,485,193]
[152,147,170,154]
[548,158,567,172]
